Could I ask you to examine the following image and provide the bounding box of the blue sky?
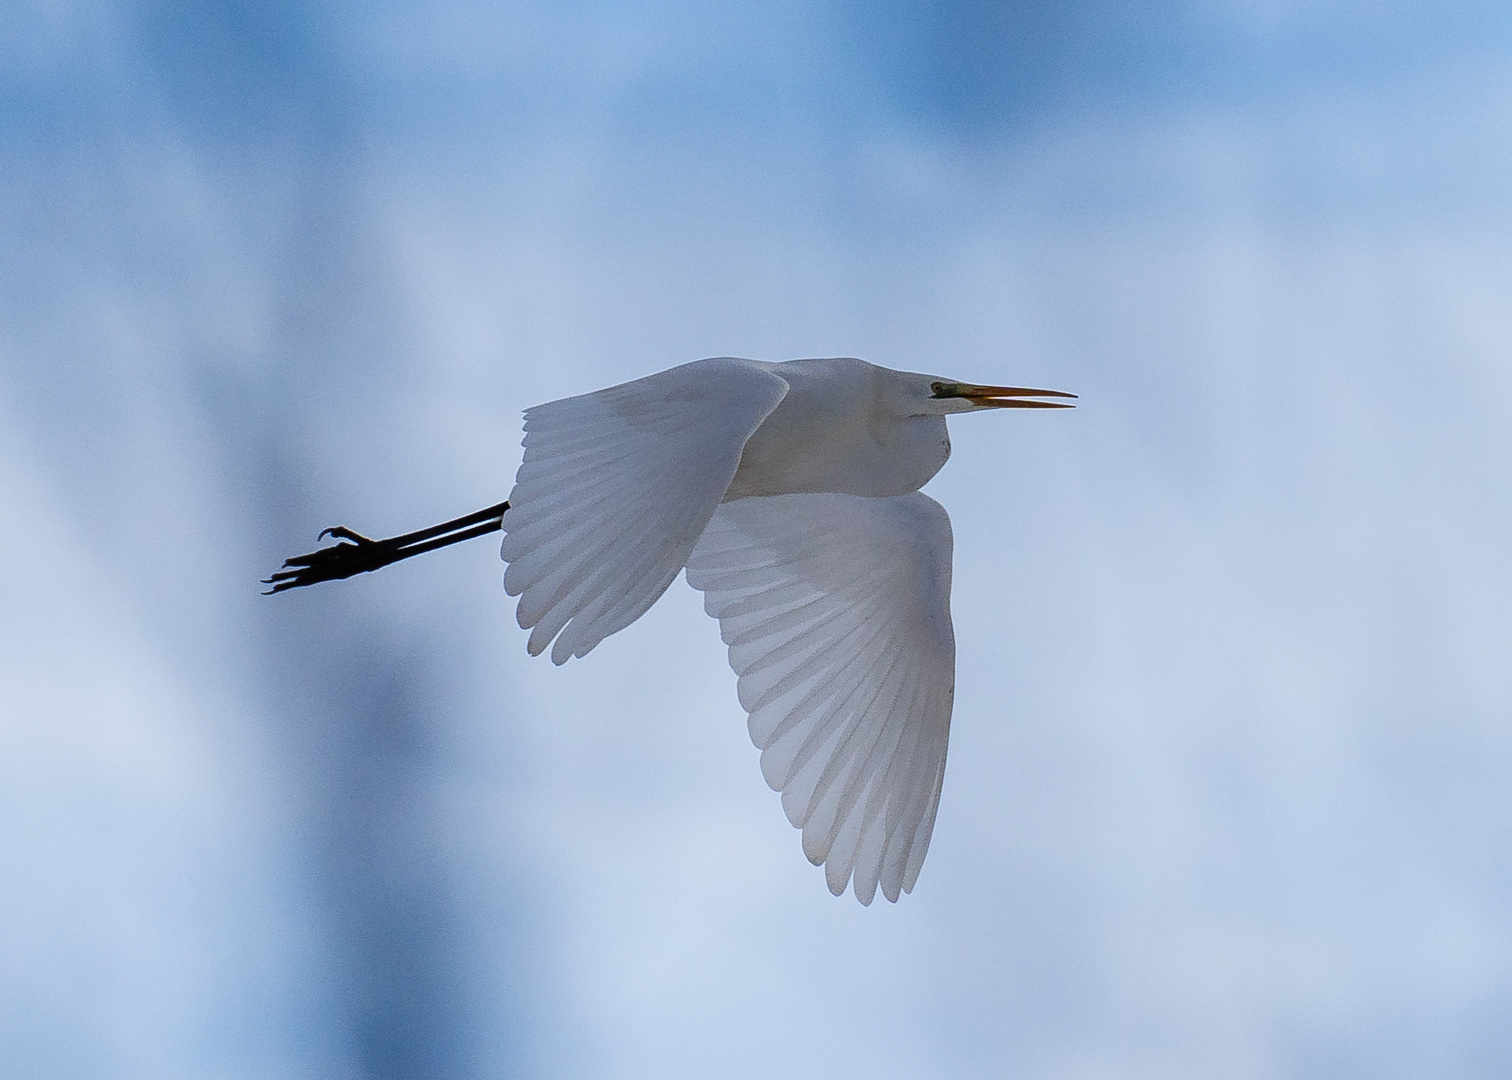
[4,2,1512,1078]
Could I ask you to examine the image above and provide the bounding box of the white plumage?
[500,356,1071,903]
[685,492,954,904]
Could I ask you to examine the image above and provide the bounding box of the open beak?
[930,382,1078,409]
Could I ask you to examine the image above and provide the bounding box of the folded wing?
[685,491,956,904]
[502,357,788,664]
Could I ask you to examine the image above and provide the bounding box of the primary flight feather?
[265,356,1074,904]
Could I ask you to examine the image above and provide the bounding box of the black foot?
[262,528,388,593]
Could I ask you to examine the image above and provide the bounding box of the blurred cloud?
[3,1,1512,1078]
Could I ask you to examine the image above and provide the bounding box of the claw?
[318,526,373,545]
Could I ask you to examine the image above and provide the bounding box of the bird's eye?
[929,382,948,398]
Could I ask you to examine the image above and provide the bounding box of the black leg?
[263,501,509,593]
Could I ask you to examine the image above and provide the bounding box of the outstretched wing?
[502,357,788,665]
[684,491,956,905]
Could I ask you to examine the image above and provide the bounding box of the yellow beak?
[930,382,1078,409]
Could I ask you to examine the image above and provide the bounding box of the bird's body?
[497,356,1070,904]
[724,357,953,500]
[268,355,1072,904]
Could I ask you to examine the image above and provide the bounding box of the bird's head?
[920,378,1077,415]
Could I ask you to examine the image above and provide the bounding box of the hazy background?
[4,2,1511,1077]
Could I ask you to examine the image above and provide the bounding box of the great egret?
[267,356,1074,903]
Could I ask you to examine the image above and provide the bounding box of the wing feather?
[757,613,896,786]
[685,491,956,904]
[802,650,912,859]
[501,358,788,663]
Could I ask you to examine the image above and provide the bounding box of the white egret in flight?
[267,357,1074,903]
